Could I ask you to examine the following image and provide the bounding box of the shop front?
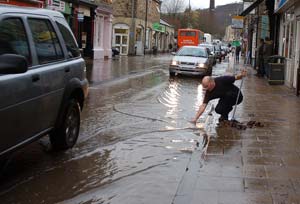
[152,22,165,52]
[93,3,113,59]
[276,0,299,88]
[0,0,44,7]
[77,4,95,57]
[113,23,129,55]
[46,0,72,24]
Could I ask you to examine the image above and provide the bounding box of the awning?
[240,0,264,16]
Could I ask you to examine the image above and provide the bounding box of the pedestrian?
[235,45,241,63]
[257,38,265,77]
[168,43,173,52]
[191,70,247,123]
[263,37,273,77]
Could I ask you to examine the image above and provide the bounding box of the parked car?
[169,46,213,77]
[0,6,88,161]
[213,44,222,62]
[198,43,217,65]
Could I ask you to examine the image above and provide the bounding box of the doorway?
[113,28,129,55]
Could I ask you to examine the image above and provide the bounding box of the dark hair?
[260,38,264,43]
[265,37,270,41]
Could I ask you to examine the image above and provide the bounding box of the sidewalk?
[174,58,300,204]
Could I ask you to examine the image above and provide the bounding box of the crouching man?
[192,70,247,123]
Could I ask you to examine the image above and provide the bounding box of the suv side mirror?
[0,54,28,74]
[171,52,176,56]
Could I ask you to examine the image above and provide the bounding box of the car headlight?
[197,63,207,68]
[171,60,178,66]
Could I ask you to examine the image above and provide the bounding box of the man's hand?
[241,69,247,77]
[190,119,197,124]
[235,69,247,80]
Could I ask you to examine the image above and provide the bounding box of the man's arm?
[192,103,207,123]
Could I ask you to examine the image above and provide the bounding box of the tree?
[161,0,186,17]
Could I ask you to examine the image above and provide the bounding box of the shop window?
[180,31,196,37]
[145,28,151,49]
[136,28,142,41]
[289,21,294,59]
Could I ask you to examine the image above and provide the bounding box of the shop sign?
[275,0,288,11]
[153,23,165,33]
[47,0,70,14]
[77,13,84,22]
[261,15,270,40]
[231,16,244,29]
[3,0,43,7]
[79,6,91,17]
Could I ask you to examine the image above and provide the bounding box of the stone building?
[112,0,174,55]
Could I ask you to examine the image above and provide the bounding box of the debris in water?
[218,120,265,130]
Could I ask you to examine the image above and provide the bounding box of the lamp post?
[144,0,148,55]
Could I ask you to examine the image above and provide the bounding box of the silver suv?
[0,6,88,158]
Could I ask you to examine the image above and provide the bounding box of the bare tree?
[161,0,187,16]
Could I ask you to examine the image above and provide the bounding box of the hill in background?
[162,2,243,39]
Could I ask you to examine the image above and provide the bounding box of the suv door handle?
[65,67,70,73]
[32,74,40,82]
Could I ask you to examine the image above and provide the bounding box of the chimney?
[210,0,215,10]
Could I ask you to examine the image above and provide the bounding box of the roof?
[160,19,173,28]
[0,4,64,18]
[240,0,264,16]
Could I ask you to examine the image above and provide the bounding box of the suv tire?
[50,99,81,150]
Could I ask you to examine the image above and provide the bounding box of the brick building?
[112,0,174,55]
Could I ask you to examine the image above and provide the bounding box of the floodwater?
[0,57,236,204]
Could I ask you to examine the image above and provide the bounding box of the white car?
[169,46,213,77]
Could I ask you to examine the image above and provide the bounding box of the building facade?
[112,0,174,55]
[1,0,113,59]
[241,0,300,90]
[47,0,113,59]
[274,0,300,88]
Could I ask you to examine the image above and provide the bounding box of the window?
[28,18,64,64]
[180,31,196,37]
[0,18,31,65]
[55,17,80,58]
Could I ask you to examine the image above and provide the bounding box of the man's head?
[202,76,215,91]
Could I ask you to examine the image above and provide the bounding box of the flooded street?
[2,54,300,204]
[0,54,228,204]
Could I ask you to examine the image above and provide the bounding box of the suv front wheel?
[50,99,81,150]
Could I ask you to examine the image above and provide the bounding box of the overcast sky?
[190,0,242,9]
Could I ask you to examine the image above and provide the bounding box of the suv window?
[55,17,80,58]
[28,18,64,64]
[0,18,31,65]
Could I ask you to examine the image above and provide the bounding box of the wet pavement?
[1,54,300,204]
